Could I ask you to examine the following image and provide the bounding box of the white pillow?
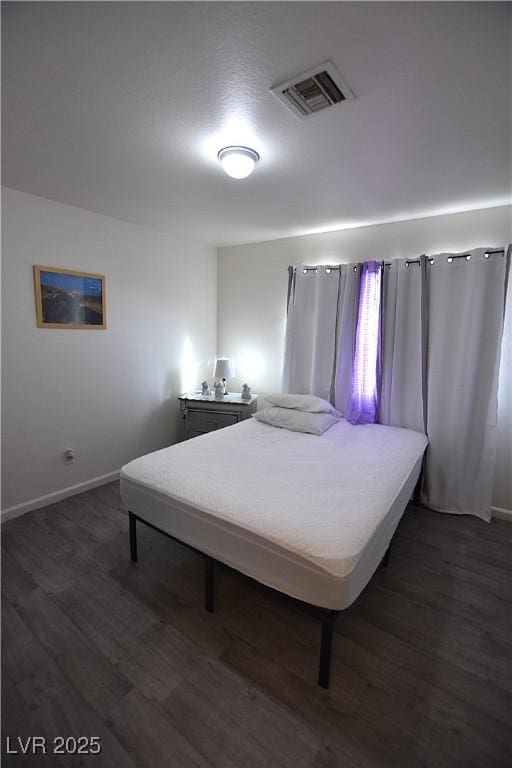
[265,393,341,416]
[253,406,339,435]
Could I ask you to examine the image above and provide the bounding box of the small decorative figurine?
[241,383,252,401]
[201,380,210,396]
[214,380,225,399]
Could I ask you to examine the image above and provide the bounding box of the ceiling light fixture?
[218,146,259,179]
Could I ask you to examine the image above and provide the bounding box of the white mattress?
[120,418,427,610]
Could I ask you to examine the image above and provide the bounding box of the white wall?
[2,187,217,515]
[218,205,512,511]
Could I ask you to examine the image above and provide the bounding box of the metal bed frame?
[127,510,391,689]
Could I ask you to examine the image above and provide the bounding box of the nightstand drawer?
[187,409,238,433]
[179,393,257,441]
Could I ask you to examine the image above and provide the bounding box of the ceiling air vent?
[271,61,354,120]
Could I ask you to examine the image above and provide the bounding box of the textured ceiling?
[2,1,511,246]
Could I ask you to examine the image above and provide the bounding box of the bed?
[120,417,427,687]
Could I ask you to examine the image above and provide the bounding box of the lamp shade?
[214,357,234,380]
[218,146,259,179]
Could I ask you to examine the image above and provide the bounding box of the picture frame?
[33,265,106,329]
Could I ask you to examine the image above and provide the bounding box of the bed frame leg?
[318,610,338,689]
[382,545,391,568]
[204,556,214,612]
[129,511,138,562]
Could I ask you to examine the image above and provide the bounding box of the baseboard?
[1,471,120,522]
[491,505,512,522]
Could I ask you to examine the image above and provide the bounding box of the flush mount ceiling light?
[217,146,259,179]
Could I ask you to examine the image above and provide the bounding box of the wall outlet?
[64,449,75,465]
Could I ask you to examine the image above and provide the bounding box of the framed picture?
[33,266,106,329]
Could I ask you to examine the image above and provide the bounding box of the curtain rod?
[299,249,505,273]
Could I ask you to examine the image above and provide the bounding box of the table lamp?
[213,357,234,395]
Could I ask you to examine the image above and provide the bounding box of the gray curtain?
[333,265,360,415]
[282,266,340,401]
[282,265,358,408]
[421,247,510,521]
[380,257,425,434]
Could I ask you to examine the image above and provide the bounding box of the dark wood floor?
[2,482,512,767]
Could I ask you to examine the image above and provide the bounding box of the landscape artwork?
[34,266,106,329]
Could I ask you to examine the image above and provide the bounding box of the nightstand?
[179,392,258,440]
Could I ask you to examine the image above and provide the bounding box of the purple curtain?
[346,261,382,424]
